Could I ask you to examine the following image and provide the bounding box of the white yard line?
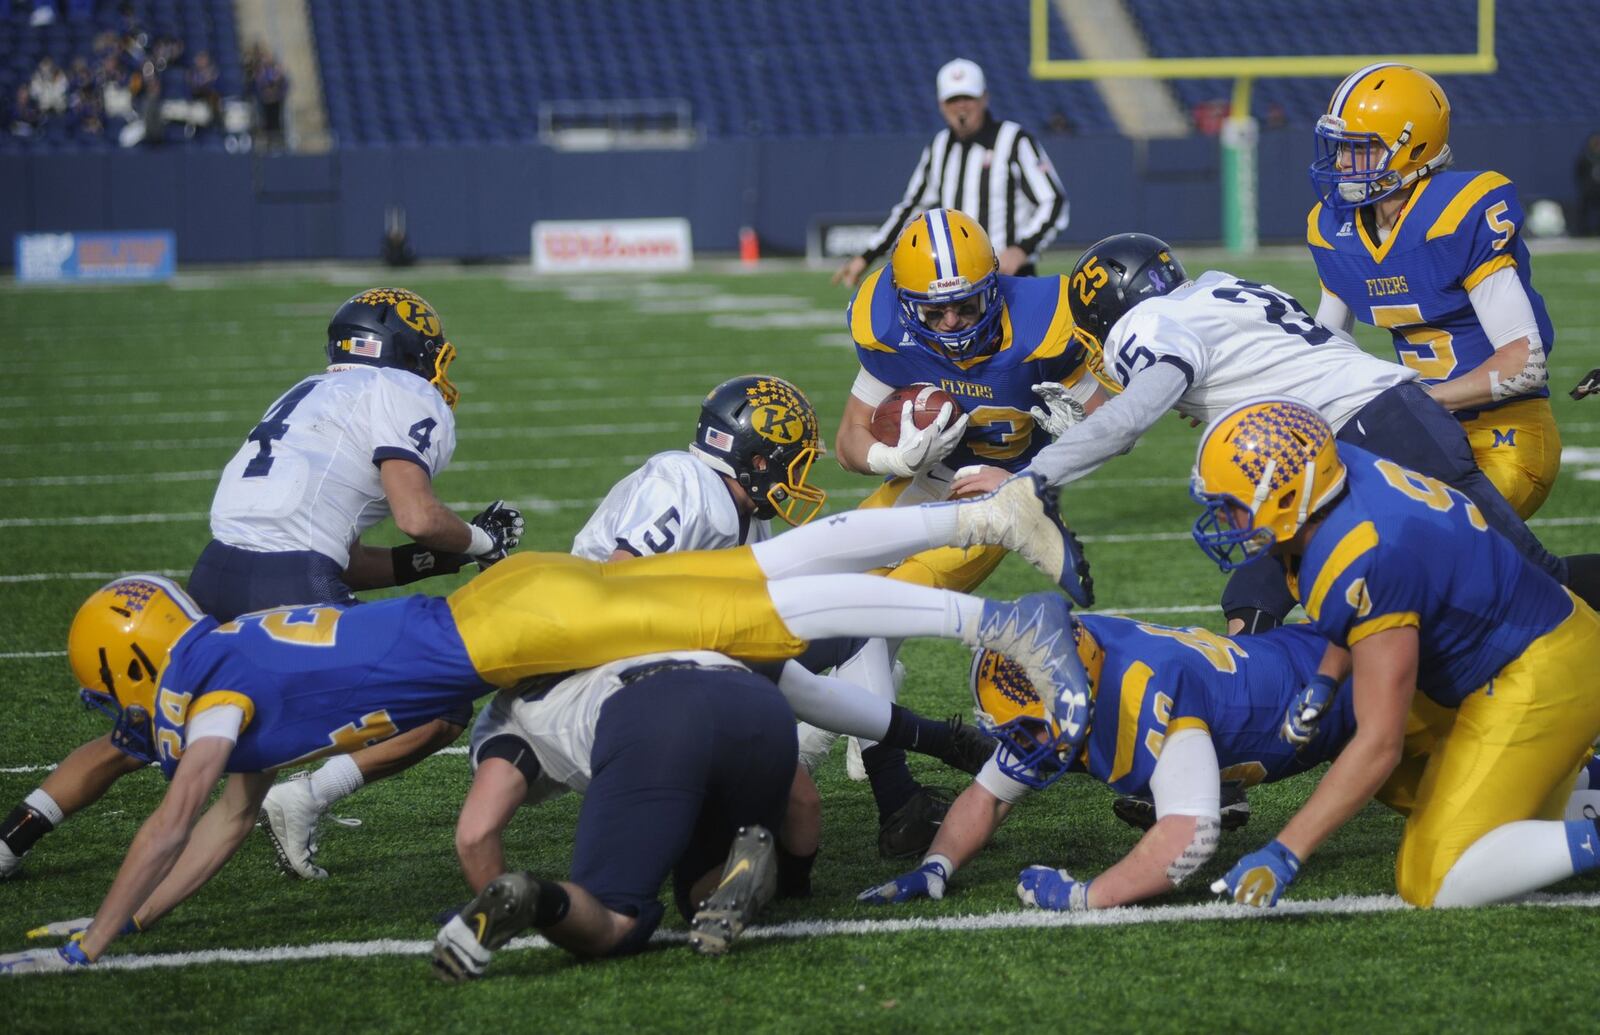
[9,891,1600,974]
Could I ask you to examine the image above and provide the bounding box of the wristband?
[391,544,468,586]
[466,523,496,558]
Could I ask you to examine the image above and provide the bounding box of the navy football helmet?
[1067,234,1188,386]
[690,375,826,526]
[326,288,458,408]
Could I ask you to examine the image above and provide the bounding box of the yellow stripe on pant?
[1392,593,1600,906]
[446,550,804,687]
[1460,396,1561,519]
[858,476,1006,591]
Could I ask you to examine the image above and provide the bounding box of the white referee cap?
[937,59,986,102]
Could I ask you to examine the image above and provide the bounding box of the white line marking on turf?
[14,892,1600,974]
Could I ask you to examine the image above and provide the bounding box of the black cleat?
[877,786,953,859]
[937,714,997,776]
[1111,784,1251,833]
[431,871,549,982]
[690,826,778,957]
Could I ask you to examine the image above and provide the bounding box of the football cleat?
[844,736,867,782]
[1111,784,1252,832]
[877,786,953,859]
[951,474,1094,606]
[431,871,553,982]
[0,840,20,880]
[973,593,1092,767]
[689,826,778,957]
[795,724,839,775]
[259,774,329,880]
[937,715,996,776]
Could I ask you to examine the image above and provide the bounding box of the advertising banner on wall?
[531,218,692,273]
[14,231,177,283]
[806,216,882,268]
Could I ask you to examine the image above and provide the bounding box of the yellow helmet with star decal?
[1190,398,1347,571]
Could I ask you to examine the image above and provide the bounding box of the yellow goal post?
[1028,0,1497,251]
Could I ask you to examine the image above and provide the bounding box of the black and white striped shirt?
[859,114,1069,267]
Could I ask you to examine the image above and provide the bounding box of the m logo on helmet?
[752,404,802,445]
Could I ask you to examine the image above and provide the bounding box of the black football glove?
[1571,368,1600,400]
[469,500,524,567]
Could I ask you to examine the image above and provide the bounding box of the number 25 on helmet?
[1190,399,1348,571]
[1066,233,1188,391]
[891,209,1002,360]
[67,575,206,763]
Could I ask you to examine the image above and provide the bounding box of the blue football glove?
[857,855,950,905]
[1015,865,1091,911]
[0,942,91,975]
[1280,674,1339,747]
[1211,840,1301,907]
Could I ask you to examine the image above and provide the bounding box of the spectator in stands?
[833,58,1068,286]
[253,50,289,151]
[1576,133,1600,237]
[9,85,40,138]
[29,57,69,117]
[189,50,222,127]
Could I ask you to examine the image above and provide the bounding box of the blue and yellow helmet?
[1190,399,1348,571]
[890,209,1002,360]
[969,625,1104,791]
[1311,63,1453,212]
[68,574,206,763]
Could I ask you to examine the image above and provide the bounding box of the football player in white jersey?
[950,233,1584,636]
[0,289,524,882]
[454,376,993,908]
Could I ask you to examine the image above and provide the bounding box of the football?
[869,384,961,444]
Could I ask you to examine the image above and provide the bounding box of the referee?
[833,58,1069,287]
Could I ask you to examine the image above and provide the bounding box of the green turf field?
[4,251,1600,1033]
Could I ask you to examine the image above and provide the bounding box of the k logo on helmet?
[751,404,803,445]
[396,299,441,337]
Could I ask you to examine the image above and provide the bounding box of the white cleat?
[259,773,329,880]
[0,840,21,880]
[974,593,1092,757]
[796,724,840,776]
[951,474,1094,606]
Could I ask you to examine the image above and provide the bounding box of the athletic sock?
[861,745,919,824]
[307,753,365,808]
[531,876,571,928]
[0,789,63,854]
[776,846,818,899]
[881,704,953,760]
[1561,554,1600,611]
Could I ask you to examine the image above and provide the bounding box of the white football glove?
[1028,382,1086,438]
[866,402,969,478]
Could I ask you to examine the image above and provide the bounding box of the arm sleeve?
[1010,131,1068,256]
[1315,288,1357,340]
[974,751,1034,805]
[1467,266,1543,350]
[1148,727,1222,820]
[185,704,245,745]
[1022,360,1189,486]
[850,366,896,407]
[859,139,942,265]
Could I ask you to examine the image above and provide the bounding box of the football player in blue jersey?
[1193,399,1600,908]
[811,209,1097,844]
[0,289,523,883]
[0,475,1093,973]
[859,618,1354,909]
[1308,64,1564,520]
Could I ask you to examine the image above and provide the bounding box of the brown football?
[869,383,962,444]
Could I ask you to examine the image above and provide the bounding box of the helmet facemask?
[898,275,1003,361]
[756,446,826,526]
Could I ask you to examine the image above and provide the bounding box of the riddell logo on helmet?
[929,276,970,293]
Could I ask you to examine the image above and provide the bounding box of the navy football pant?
[569,665,796,955]
[187,540,470,725]
[1222,382,1569,621]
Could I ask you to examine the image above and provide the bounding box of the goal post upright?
[1029,0,1497,253]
